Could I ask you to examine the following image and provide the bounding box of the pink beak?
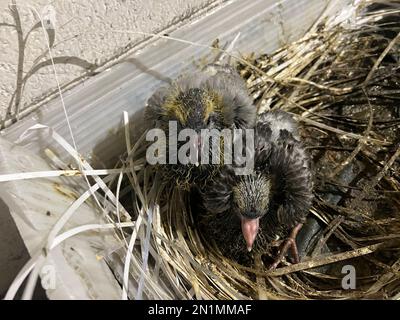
[241,217,260,252]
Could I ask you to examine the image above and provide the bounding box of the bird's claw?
[269,238,299,270]
[268,223,303,270]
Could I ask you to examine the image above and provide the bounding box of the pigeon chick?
[199,110,313,268]
[145,64,256,189]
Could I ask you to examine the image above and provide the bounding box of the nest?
[109,0,400,300]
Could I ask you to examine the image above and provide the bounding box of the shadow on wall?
[91,57,172,169]
[0,1,97,130]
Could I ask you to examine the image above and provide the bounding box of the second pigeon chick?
[199,110,313,268]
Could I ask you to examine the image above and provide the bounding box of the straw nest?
[114,0,400,299]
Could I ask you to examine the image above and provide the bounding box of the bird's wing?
[256,110,312,231]
[255,110,301,168]
[201,166,236,214]
[268,141,313,229]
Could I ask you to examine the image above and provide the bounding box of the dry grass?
[112,0,400,300]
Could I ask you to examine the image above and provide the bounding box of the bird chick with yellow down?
[145,64,256,188]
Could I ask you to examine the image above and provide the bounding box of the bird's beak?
[241,217,260,252]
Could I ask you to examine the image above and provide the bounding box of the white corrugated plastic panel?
[2,0,339,166]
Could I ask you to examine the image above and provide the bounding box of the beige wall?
[0,0,222,129]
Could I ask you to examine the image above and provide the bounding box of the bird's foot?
[269,223,303,270]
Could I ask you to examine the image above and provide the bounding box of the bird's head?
[162,87,225,180]
[231,173,272,252]
[163,87,223,132]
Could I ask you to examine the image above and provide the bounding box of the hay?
[113,0,400,300]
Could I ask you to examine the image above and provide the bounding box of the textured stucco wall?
[0,0,222,129]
